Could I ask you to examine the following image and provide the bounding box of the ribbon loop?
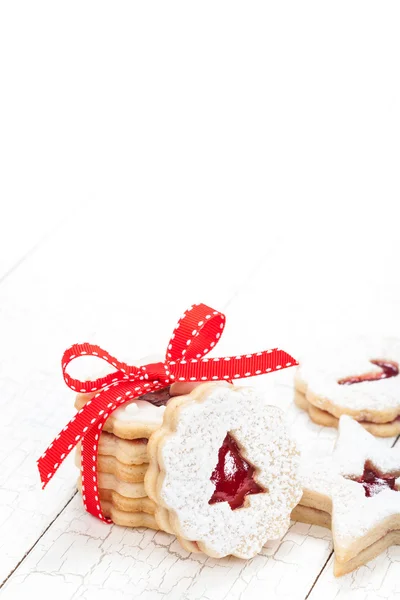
[62,343,138,394]
[166,304,225,363]
[38,302,297,523]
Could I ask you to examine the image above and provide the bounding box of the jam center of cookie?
[338,359,399,386]
[139,387,171,406]
[349,462,398,497]
[208,434,265,510]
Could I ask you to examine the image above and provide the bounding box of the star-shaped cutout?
[293,416,400,576]
[346,461,397,497]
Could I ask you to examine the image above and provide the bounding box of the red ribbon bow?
[38,303,297,522]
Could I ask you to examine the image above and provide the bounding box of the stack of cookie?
[73,380,303,561]
[74,389,169,530]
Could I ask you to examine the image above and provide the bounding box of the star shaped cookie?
[292,416,400,575]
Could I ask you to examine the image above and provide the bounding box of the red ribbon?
[38,303,297,522]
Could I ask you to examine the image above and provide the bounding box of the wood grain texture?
[1,496,333,600]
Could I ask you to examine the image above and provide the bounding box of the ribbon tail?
[37,381,148,488]
[80,421,113,522]
[172,349,298,381]
[37,387,113,489]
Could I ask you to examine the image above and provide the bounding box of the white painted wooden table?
[1,210,400,600]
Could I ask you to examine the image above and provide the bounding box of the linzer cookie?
[295,337,400,437]
[77,480,158,528]
[75,388,168,439]
[145,382,302,559]
[93,432,149,465]
[291,416,400,576]
[76,446,148,481]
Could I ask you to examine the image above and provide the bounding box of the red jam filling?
[208,433,265,510]
[349,462,398,497]
[338,359,399,386]
[140,387,171,406]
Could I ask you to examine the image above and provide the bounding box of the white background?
[1,2,400,599]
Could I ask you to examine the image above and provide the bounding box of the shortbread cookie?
[79,472,147,498]
[77,434,149,466]
[291,503,331,528]
[75,388,169,439]
[77,481,156,514]
[291,415,400,576]
[101,501,159,530]
[75,449,147,482]
[99,490,155,514]
[294,390,400,437]
[333,530,400,575]
[95,432,149,465]
[145,382,302,559]
[295,337,400,435]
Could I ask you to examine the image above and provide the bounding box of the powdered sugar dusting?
[332,418,400,547]
[298,415,400,556]
[299,416,399,497]
[297,337,400,413]
[113,399,165,423]
[299,456,336,499]
[158,383,302,559]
